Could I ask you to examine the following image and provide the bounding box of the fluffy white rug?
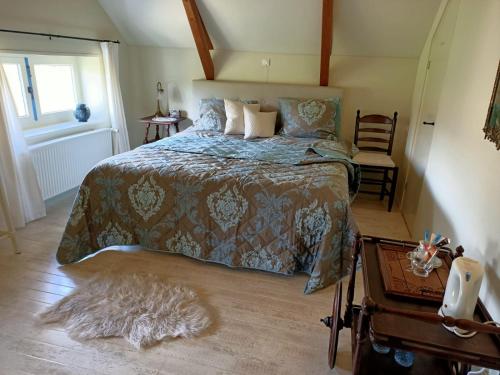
[39,272,211,349]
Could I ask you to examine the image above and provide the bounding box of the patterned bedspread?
[57,131,360,293]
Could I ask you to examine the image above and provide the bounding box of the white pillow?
[243,105,277,139]
[224,99,260,135]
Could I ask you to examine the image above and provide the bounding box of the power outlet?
[261,58,271,67]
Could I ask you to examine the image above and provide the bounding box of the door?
[401,0,460,234]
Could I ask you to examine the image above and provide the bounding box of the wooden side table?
[322,236,500,374]
[140,115,186,144]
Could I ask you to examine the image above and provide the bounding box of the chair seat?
[353,151,395,168]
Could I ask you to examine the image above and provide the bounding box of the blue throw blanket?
[57,131,360,294]
[144,133,361,196]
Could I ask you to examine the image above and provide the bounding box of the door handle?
[422,121,435,126]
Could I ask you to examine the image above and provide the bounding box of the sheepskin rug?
[39,272,211,349]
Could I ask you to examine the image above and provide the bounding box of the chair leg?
[380,169,388,200]
[388,167,399,212]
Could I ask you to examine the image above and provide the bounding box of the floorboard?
[0,191,410,375]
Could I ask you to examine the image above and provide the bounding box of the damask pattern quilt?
[57,131,360,293]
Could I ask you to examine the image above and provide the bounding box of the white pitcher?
[439,257,484,335]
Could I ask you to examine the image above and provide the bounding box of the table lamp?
[155,81,165,117]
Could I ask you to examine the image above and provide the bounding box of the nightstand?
[140,115,186,144]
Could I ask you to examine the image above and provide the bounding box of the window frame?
[1,53,83,129]
[2,62,29,118]
[1,55,33,129]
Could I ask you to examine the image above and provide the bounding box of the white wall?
[98,0,440,58]
[125,46,418,169]
[0,0,128,131]
[76,55,109,124]
[0,0,420,209]
[411,0,500,320]
[0,0,120,55]
[0,0,127,233]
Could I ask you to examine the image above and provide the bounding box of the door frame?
[400,0,450,223]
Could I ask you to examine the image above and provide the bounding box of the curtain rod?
[0,28,120,44]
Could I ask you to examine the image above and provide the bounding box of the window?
[3,63,29,117]
[1,54,84,129]
[34,64,77,114]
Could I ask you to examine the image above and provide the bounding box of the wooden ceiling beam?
[183,0,214,80]
[320,0,334,86]
[196,5,213,50]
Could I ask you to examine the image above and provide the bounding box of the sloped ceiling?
[98,0,440,58]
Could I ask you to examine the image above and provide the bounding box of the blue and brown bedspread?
[57,131,360,293]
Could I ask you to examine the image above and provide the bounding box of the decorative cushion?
[224,99,260,135]
[243,105,277,140]
[196,98,226,132]
[278,97,341,139]
[194,98,260,132]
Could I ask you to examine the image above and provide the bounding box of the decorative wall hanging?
[483,61,500,150]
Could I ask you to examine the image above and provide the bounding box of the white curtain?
[0,66,45,228]
[101,42,130,154]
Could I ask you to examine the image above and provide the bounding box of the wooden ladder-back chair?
[353,110,398,211]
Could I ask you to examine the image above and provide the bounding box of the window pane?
[34,64,76,114]
[2,63,28,117]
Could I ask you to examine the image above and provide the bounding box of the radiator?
[29,129,113,200]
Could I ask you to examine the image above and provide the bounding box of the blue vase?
[74,104,91,122]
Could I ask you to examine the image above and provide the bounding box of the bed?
[56,81,361,293]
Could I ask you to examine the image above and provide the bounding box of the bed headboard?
[191,80,343,119]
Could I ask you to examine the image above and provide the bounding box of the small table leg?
[167,125,170,137]
[175,123,179,133]
[143,123,151,144]
[155,125,160,141]
[344,235,362,328]
[352,299,370,375]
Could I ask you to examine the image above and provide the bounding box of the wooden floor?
[0,192,409,375]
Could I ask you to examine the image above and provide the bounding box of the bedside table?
[140,115,186,144]
[322,236,500,374]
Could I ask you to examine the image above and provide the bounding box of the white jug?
[439,257,484,336]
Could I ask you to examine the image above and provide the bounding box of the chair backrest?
[354,110,398,155]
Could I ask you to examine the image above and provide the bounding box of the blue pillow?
[279,97,341,139]
[197,98,226,132]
